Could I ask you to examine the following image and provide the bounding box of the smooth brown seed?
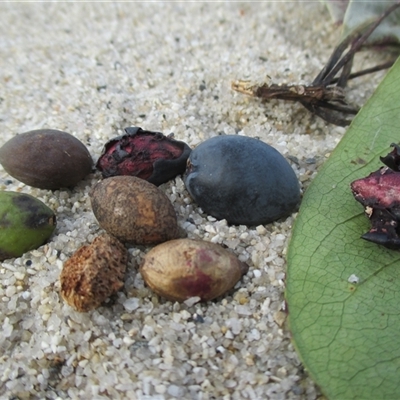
[0,129,93,189]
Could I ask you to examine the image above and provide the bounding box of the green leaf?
[341,1,400,44]
[286,57,400,399]
[322,0,400,44]
[322,0,349,24]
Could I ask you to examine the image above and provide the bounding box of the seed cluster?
[0,126,302,309]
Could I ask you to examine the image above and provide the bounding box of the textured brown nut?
[0,129,93,189]
[60,234,127,312]
[90,176,180,245]
[140,238,249,302]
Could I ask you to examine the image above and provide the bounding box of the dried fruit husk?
[90,176,180,245]
[0,191,56,261]
[0,129,93,189]
[351,144,400,249]
[60,234,127,312]
[140,238,249,302]
[351,167,400,248]
[380,143,400,172]
[96,126,191,186]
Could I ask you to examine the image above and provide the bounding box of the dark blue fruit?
[184,135,301,226]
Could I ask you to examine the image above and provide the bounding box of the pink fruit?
[351,143,400,249]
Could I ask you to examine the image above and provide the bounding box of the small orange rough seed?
[60,234,127,312]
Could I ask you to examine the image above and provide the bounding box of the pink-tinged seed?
[140,238,249,302]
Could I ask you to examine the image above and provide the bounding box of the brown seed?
[0,129,93,189]
[140,238,249,302]
[60,234,127,312]
[90,176,180,245]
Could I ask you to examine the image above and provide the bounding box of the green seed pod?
[0,191,56,261]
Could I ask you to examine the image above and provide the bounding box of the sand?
[0,2,388,399]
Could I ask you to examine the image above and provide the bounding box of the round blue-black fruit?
[184,135,300,225]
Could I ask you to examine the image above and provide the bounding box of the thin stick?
[300,102,351,126]
[330,59,396,84]
[231,2,400,126]
[313,27,365,85]
[319,2,400,85]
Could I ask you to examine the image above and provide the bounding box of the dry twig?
[232,3,400,126]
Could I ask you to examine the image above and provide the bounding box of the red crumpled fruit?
[351,143,400,249]
[96,127,191,186]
